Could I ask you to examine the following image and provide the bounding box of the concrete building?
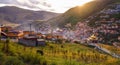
[18,35,46,46]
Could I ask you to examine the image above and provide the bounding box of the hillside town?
[0,3,120,47]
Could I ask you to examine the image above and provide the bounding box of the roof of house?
[8,31,23,34]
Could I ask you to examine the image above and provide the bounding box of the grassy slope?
[0,41,120,65]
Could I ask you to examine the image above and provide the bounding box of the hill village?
[0,3,120,47]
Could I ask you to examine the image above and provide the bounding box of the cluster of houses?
[85,3,120,44]
[100,4,120,14]
[0,26,64,46]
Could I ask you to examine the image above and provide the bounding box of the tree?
[5,38,10,53]
[2,38,10,53]
[0,35,1,42]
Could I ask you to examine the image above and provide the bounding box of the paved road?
[88,43,120,58]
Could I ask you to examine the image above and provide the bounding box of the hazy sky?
[0,0,93,13]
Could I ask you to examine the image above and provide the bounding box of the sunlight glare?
[47,0,93,13]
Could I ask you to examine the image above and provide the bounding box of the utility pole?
[28,20,33,34]
[30,23,32,34]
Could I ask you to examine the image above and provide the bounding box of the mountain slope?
[47,0,114,28]
[0,6,59,24]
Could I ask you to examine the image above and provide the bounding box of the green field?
[0,41,120,65]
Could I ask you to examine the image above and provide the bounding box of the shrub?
[3,56,25,65]
[30,54,42,65]
[40,58,47,65]
[115,60,120,65]
[50,62,57,65]
[37,50,44,56]
[0,52,4,60]
[63,60,80,65]
[20,53,47,65]
[0,52,5,64]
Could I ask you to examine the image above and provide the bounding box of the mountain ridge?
[47,0,114,28]
[0,6,60,24]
